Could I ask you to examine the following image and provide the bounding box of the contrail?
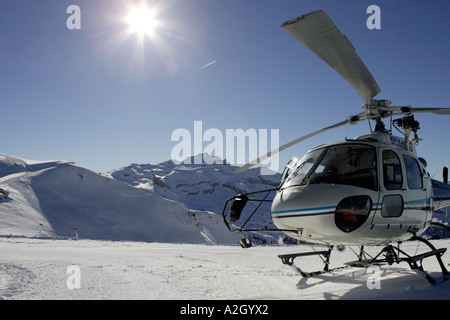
[197,60,216,70]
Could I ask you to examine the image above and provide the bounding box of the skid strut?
[369,237,449,284]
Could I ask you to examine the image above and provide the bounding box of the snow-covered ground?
[1,237,449,300]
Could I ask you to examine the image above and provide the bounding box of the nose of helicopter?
[271,184,374,243]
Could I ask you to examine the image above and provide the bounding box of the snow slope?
[105,153,283,243]
[0,237,449,300]
[0,154,236,244]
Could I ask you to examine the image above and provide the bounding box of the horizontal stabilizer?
[432,179,450,210]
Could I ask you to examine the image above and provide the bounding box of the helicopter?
[222,10,450,283]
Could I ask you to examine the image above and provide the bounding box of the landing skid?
[278,247,352,278]
[278,236,449,284]
[369,236,449,285]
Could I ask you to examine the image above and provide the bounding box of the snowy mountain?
[0,154,234,244]
[0,153,281,244]
[104,153,284,244]
[107,154,278,213]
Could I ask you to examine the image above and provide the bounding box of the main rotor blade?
[234,114,367,173]
[389,107,450,115]
[281,10,381,105]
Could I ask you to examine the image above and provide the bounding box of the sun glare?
[126,5,157,36]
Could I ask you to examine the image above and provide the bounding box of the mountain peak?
[178,153,230,165]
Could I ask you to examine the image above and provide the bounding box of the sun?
[126,4,157,37]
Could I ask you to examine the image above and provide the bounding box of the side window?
[383,150,402,190]
[381,195,404,217]
[403,155,423,189]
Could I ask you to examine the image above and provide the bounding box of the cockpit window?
[279,157,300,186]
[282,148,325,187]
[383,150,403,190]
[282,144,378,191]
[403,155,422,189]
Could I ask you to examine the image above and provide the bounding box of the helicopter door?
[371,149,405,229]
[372,148,429,232]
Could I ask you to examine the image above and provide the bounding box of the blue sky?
[1,0,449,178]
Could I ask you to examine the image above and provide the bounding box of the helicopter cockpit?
[280,143,377,191]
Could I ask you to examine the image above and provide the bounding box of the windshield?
[282,148,325,188]
[282,144,378,191]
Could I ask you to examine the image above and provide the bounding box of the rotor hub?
[363,99,393,119]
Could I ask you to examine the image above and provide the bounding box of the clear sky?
[1,0,449,179]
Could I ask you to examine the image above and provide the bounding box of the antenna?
[444,167,448,184]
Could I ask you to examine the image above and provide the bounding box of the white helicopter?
[222,10,450,283]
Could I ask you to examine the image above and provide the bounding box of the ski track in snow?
[0,237,449,300]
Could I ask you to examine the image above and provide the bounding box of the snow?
[0,237,449,300]
[0,153,449,300]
